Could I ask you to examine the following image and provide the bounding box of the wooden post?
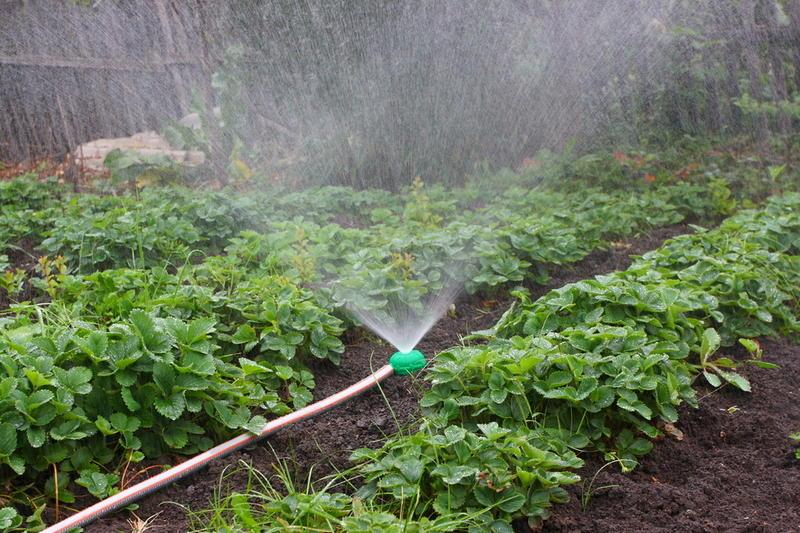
[765,1,791,134]
[703,52,723,135]
[195,1,228,183]
[740,0,769,143]
[722,38,744,133]
[787,0,800,93]
[155,0,190,113]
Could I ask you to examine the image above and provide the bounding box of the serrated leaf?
[130,310,171,353]
[243,416,266,434]
[76,471,118,499]
[627,438,653,456]
[497,489,526,512]
[115,370,137,387]
[186,317,216,342]
[110,413,141,433]
[0,423,17,456]
[121,387,141,411]
[398,459,424,483]
[0,507,21,530]
[26,390,54,410]
[163,427,188,449]
[432,464,478,485]
[26,427,46,448]
[54,366,93,395]
[184,348,217,374]
[154,393,185,420]
[152,361,175,393]
[477,422,509,441]
[232,324,257,345]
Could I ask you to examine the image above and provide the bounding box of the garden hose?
[42,353,425,533]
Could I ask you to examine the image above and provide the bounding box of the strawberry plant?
[352,422,581,529]
[0,304,330,504]
[51,268,346,367]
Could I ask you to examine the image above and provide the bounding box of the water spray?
[42,349,427,533]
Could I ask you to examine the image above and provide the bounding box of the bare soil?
[540,336,800,533]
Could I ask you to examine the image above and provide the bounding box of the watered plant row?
[0,183,721,529]
[1,161,743,315]
[187,194,800,532]
[0,147,793,529]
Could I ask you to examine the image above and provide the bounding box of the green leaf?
[477,422,510,441]
[6,456,25,475]
[718,370,751,392]
[180,350,216,375]
[748,360,778,369]
[130,310,170,353]
[26,427,46,448]
[76,471,119,499]
[738,338,760,355]
[186,317,216,342]
[230,493,259,529]
[547,370,573,388]
[497,488,526,512]
[755,309,772,323]
[110,413,141,433]
[243,416,266,434]
[154,393,185,420]
[0,507,21,530]
[432,464,478,485]
[275,365,294,380]
[0,423,17,456]
[703,371,722,388]
[398,459,424,483]
[626,438,653,456]
[121,387,141,411]
[163,427,188,449]
[0,377,17,398]
[700,328,720,359]
[231,324,257,345]
[50,420,89,441]
[152,362,175,393]
[115,370,137,387]
[54,366,93,395]
[26,390,55,410]
[443,426,467,444]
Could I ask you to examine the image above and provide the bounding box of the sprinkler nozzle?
[389,349,426,375]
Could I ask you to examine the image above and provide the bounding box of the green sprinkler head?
[389,349,427,375]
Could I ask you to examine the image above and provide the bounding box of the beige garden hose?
[43,364,397,533]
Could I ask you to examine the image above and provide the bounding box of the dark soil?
[0,238,41,309]
[84,224,689,532]
[540,336,800,533]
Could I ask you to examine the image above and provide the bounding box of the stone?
[74,130,205,171]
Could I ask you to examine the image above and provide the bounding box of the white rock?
[74,131,205,171]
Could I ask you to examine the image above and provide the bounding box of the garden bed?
[542,336,800,533]
[82,219,800,533]
[85,225,691,532]
[2,144,798,532]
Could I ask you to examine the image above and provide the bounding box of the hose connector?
[389,349,426,375]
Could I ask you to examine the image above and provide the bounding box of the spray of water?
[2,0,766,185]
[346,281,462,354]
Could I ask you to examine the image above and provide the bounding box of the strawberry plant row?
[196,194,800,532]
[351,193,800,530]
